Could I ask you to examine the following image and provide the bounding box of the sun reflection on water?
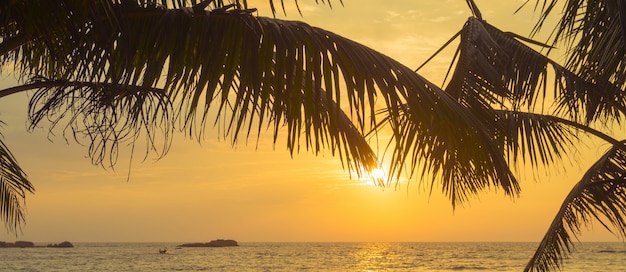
[351,242,405,270]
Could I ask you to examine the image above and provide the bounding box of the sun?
[370,168,385,179]
[367,167,387,186]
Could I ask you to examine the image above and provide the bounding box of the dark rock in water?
[0,241,35,247]
[47,241,74,248]
[14,241,35,248]
[178,239,238,247]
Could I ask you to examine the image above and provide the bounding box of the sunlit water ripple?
[3,242,626,271]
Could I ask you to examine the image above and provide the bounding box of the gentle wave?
[3,242,626,271]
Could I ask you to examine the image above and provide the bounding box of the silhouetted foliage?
[2,1,626,271]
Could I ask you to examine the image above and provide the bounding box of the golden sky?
[0,0,620,243]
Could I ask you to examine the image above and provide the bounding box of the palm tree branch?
[526,0,626,93]
[24,79,173,169]
[446,17,626,126]
[497,110,577,168]
[4,3,496,178]
[0,2,378,173]
[376,94,520,207]
[0,131,33,233]
[525,141,626,272]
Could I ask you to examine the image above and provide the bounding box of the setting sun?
[367,167,387,186]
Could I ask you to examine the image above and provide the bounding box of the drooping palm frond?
[446,17,625,157]
[372,16,600,206]
[524,141,626,272]
[9,0,518,180]
[526,0,626,110]
[445,17,548,110]
[454,17,626,124]
[382,81,609,208]
[22,78,173,169]
[0,1,380,174]
[0,128,33,233]
[376,99,519,207]
[497,111,579,168]
[15,77,378,178]
[375,13,626,206]
[3,1,526,198]
[445,5,626,272]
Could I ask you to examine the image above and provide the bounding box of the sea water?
[2,242,625,271]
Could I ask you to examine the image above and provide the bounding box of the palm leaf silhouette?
[446,17,626,125]
[1,2,383,174]
[6,4,626,272]
[23,79,173,168]
[0,129,33,233]
[496,111,579,167]
[527,0,626,123]
[2,1,496,180]
[440,14,626,271]
[378,15,621,207]
[524,142,626,272]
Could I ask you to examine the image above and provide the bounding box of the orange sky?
[0,0,621,243]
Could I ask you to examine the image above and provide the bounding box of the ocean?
[2,242,626,271]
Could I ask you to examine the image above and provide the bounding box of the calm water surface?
[2,242,626,271]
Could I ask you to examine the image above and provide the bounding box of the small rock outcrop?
[178,239,238,247]
[0,241,35,248]
[14,241,35,248]
[47,241,74,248]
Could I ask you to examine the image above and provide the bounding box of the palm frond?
[1,1,487,179]
[448,17,626,127]
[0,127,34,233]
[497,110,579,168]
[525,141,626,272]
[445,17,545,110]
[380,16,624,206]
[376,93,520,207]
[4,1,522,192]
[0,2,390,174]
[25,78,173,169]
[526,0,626,107]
